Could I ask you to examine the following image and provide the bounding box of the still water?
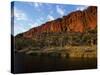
[14,53,97,73]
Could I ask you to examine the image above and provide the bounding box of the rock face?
[16,6,97,39]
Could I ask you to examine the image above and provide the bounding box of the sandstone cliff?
[17,6,97,39]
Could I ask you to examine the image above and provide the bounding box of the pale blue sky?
[11,1,88,36]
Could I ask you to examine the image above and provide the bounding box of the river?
[13,52,97,74]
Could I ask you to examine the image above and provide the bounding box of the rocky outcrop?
[18,6,97,39]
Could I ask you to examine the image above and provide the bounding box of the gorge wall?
[17,6,97,39]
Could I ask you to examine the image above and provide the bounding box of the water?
[13,53,97,74]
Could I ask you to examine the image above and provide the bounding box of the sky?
[11,1,89,36]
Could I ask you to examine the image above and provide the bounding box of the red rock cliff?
[22,6,97,38]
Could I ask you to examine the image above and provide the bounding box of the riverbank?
[17,45,97,58]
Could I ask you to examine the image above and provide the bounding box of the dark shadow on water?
[13,52,97,74]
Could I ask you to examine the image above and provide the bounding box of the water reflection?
[14,52,97,73]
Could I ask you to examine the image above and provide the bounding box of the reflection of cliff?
[19,6,97,38]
